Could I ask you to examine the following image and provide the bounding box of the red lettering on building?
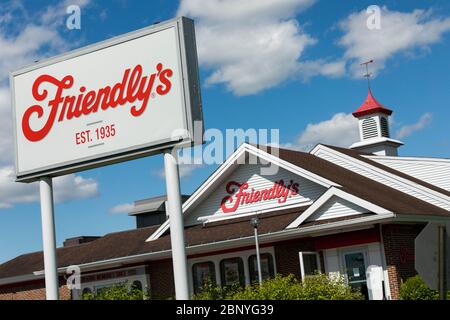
[220,179,299,213]
[21,63,173,142]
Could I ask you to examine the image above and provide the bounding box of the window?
[220,257,245,288]
[192,262,216,293]
[82,287,92,296]
[343,251,369,299]
[299,252,321,280]
[248,253,275,284]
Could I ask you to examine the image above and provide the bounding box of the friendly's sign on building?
[11,17,202,182]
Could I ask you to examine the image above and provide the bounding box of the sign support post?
[164,149,189,300]
[39,177,59,300]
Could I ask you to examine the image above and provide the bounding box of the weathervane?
[360,59,374,89]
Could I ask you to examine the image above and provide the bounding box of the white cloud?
[339,7,450,77]
[295,113,359,149]
[53,174,99,203]
[153,163,205,179]
[0,166,98,209]
[298,60,346,80]
[0,1,97,209]
[0,87,13,165]
[396,113,432,139]
[40,0,90,27]
[109,203,134,214]
[177,0,319,95]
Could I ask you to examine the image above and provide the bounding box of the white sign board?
[415,222,450,290]
[11,17,202,182]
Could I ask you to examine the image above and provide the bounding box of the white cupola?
[349,88,403,156]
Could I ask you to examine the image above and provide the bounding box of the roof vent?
[128,195,190,228]
[63,236,100,247]
[380,117,390,138]
[362,118,378,140]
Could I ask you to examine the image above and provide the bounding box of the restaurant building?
[1,89,449,300]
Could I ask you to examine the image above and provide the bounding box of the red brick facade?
[0,280,71,300]
[148,259,175,299]
[381,223,425,299]
[274,239,316,279]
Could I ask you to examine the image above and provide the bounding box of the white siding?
[314,148,450,211]
[185,164,326,225]
[367,157,450,192]
[367,243,385,300]
[305,195,369,222]
[324,249,340,279]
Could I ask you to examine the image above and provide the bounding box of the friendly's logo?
[220,179,299,213]
[21,63,173,142]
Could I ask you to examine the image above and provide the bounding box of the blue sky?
[1,0,450,263]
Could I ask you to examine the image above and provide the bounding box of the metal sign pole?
[254,226,263,285]
[251,217,263,285]
[164,149,189,300]
[39,177,59,300]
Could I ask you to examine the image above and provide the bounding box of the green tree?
[399,275,439,300]
[193,273,364,300]
[82,283,149,300]
[296,273,363,300]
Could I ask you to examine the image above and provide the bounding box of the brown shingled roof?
[274,146,450,217]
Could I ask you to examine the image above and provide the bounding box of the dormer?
[350,89,403,156]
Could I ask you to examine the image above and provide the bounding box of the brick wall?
[274,238,316,279]
[148,259,175,299]
[0,261,172,300]
[0,280,71,300]
[382,223,425,300]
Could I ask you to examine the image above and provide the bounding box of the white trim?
[0,274,43,286]
[349,137,403,149]
[245,144,341,188]
[364,155,450,163]
[33,249,172,276]
[310,144,450,209]
[378,226,392,300]
[286,187,393,229]
[197,200,313,224]
[147,143,341,241]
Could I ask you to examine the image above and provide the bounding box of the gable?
[185,163,327,225]
[286,187,393,229]
[147,143,340,241]
[305,195,370,222]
